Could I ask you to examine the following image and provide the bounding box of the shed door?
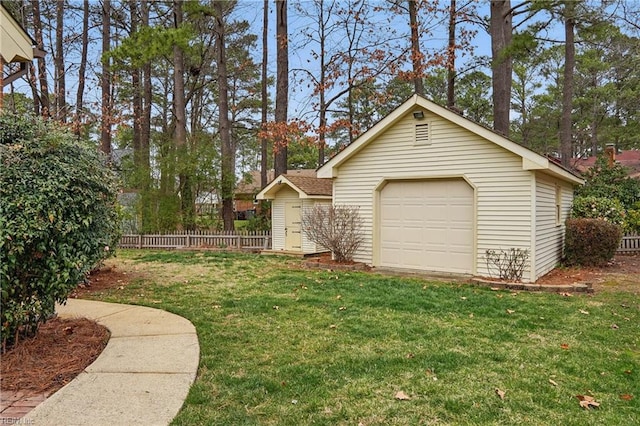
[284,202,302,251]
[379,179,473,273]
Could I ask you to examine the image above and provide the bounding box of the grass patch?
[93,250,639,425]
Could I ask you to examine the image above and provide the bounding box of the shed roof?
[256,172,332,200]
[317,94,583,186]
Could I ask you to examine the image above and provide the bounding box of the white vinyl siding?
[301,199,332,253]
[271,186,331,253]
[332,110,535,280]
[534,173,574,280]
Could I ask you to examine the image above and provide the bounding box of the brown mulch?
[1,265,129,409]
[536,254,640,293]
[1,317,109,395]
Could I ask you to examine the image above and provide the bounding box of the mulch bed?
[1,317,109,395]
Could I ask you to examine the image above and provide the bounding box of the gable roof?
[573,150,640,179]
[317,94,583,185]
[236,169,317,195]
[256,172,332,200]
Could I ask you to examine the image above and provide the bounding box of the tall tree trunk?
[173,0,195,230]
[214,1,235,231]
[447,0,456,108]
[260,0,269,188]
[32,0,50,118]
[490,0,512,136]
[318,0,326,167]
[274,0,288,177]
[130,0,142,167]
[100,0,112,155]
[55,0,66,122]
[75,0,89,135]
[560,1,575,167]
[408,0,424,95]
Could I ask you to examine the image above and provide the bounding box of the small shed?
[257,172,332,254]
[316,94,584,282]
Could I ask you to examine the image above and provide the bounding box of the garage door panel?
[380,179,473,274]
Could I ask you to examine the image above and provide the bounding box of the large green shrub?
[576,155,640,210]
[571,196,625,226]
[564,218,623,267]
[0,114,121,350]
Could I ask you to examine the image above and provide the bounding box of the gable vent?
[415,123,430,145]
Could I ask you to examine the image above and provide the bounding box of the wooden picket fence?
[119,230,271,251]
[619,233,640,254]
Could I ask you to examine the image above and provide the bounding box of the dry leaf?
[620,394,633,401]
[506,309,515,314]
[576,395,600,409]
[339,306,347,311]
[495,388,506,400]
[460,296,467,300]
[273,305,279,310]
[490,287,500,291]
[336,295,342,299]
[329,324,337,329]
[395,391,411,400]
[549,379,558,386]
[63,326,74,335]
[560,292,573,297]
[611,324,619,329]
[560,343,570,350]
[579,309,590,315]
[406,353,415,359]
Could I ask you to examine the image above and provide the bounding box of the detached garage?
[317,94,583,282]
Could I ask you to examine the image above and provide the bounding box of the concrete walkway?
[26,299,200,426]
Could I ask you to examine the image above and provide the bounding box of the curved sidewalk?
[26,299,200,426]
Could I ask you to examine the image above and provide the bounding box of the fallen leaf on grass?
[495,388,506,400]
[506,309,515,314]
[339,306,347,311]
[576,395,600,409]
[273,305,279,310]
[406,353,415,359]
[329,324,337,329]
[579,309,590,315]
[549,379,558,386]
[560,292,573,297]
[620,394,633,401]
[560,343,570,350]
[395,391,411,400]
[611,324,619,329]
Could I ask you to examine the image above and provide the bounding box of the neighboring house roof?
[0,3,36,63]
[573,150,640,179]
[317,94,583,186]
[237,169,317,196]
[256,172,332,200]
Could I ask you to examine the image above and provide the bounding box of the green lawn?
[90,250,639,425]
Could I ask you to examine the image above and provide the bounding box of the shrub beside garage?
[0,114,121,351]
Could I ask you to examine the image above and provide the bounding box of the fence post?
[186,234,191,248]
[138,234,142,249]
[236,235,241,249]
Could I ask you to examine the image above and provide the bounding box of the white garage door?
[379,179,474,273]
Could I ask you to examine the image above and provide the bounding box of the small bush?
[625,202,640,234]
[302,205,364,263]
[485,248,530,282]
[1,113,121,351]
[564,218,623,267]
[571,196,625,226]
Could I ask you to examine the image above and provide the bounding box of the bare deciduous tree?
[302,205,364,263]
